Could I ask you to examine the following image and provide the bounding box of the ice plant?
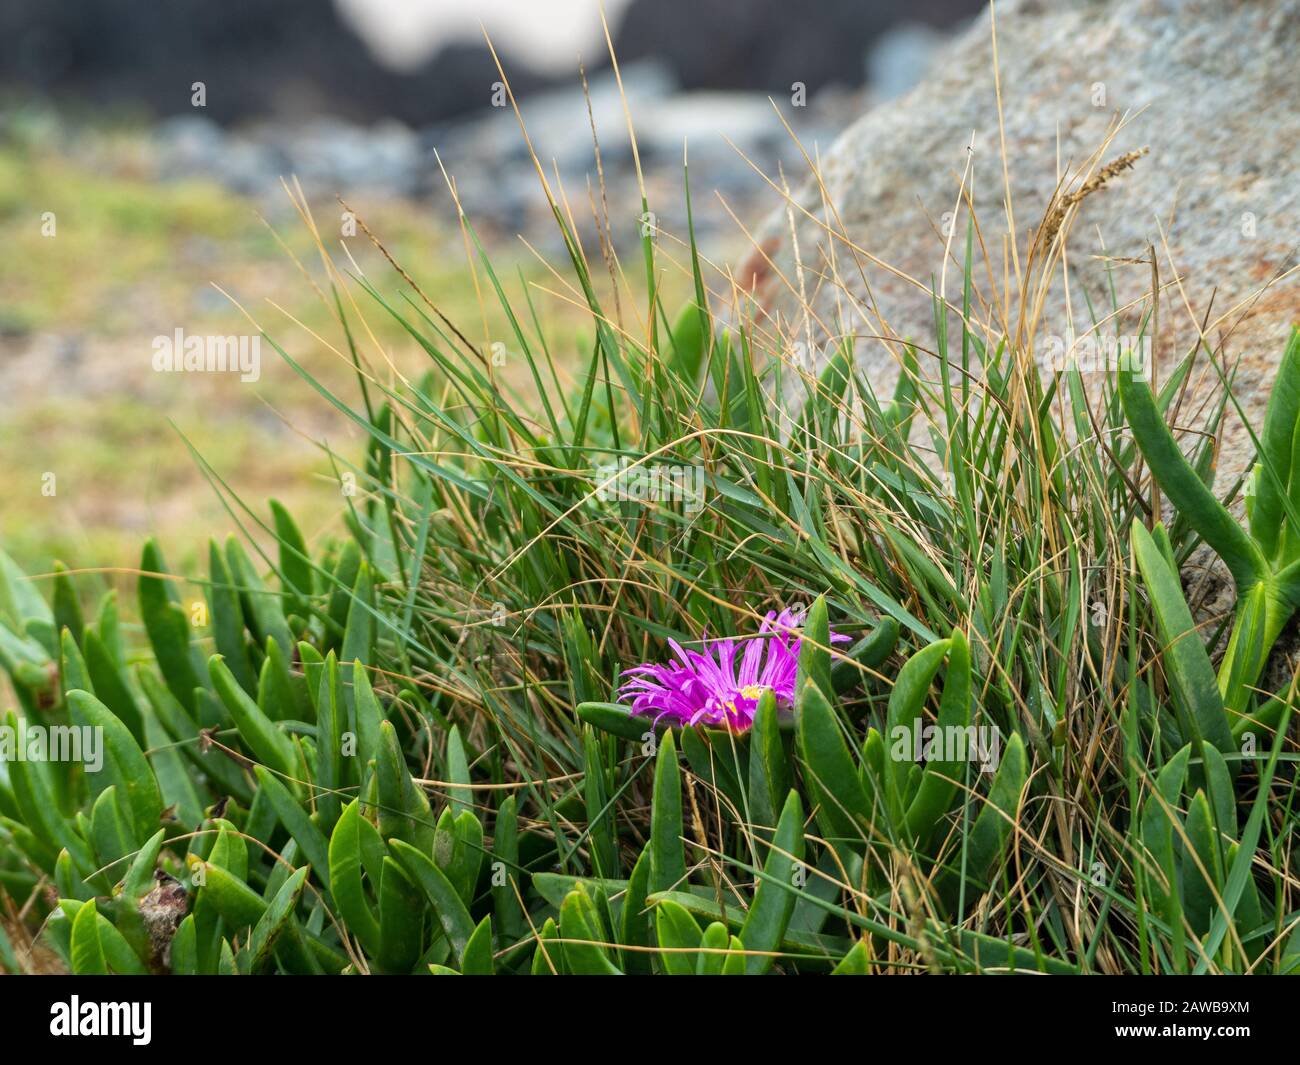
[1122,327,1300,730]
[618,608,847,731]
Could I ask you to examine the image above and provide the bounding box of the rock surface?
[749,0,1300,484]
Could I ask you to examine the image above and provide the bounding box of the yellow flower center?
[718,686,769,723]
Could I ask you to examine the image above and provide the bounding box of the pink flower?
[618,608,847,731]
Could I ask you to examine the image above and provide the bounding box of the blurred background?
[0,0,984,575]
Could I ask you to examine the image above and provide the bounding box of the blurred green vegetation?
[0,132,605,587]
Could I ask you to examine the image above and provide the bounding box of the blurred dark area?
[0,0,987,125]
[0,0,557,124]
[616,0,984,95]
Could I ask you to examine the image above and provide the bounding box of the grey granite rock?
[748,0,1299,484]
